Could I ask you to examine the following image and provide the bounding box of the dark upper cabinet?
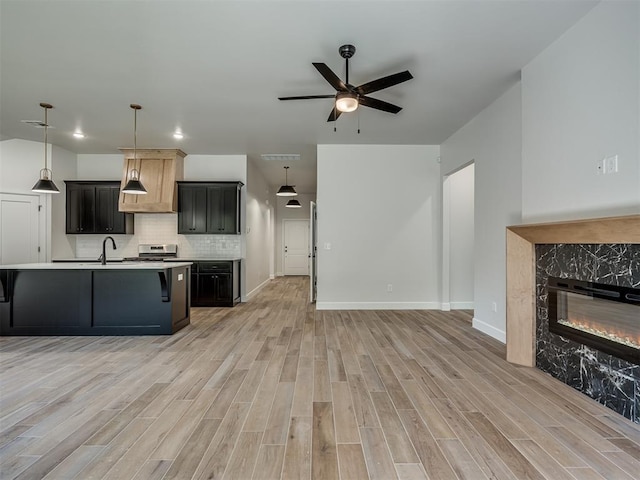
[178,185,207,233]
[66,181,134,234]
[178,182,243,235]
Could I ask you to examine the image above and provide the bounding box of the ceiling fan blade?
[359,96,402,114]
[327,107,342,122]
[313,63,347,91]
[355,70,413,96]
[278,95,335,101]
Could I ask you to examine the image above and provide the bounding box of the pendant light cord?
[133,106,137,165]
[43,106,48,171]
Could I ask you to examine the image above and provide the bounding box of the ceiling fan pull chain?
[358,108,361,134]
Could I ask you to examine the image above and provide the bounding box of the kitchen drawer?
[197,262,232,273]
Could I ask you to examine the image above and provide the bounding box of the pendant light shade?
[122,104,147,195]
[276,166,297,196]
[286,198,302,208]
[122,169,147,194]
[31,103,59,194]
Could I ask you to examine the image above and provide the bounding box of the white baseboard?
[450,301,474,310]
[316,302,441,310]
[472,317,506,343]
[441,302,451,311]
[269,274,275,280]
[276,271,283,277]
[246,277,271,301]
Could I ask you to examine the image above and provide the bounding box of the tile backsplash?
[74,214,242,259]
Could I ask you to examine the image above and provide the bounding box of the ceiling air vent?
[21,120,54,128]
[261,154,300,162]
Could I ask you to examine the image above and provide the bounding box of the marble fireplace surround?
[506,214,640,367]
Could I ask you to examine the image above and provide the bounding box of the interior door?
[284,219,309,276]
[0,193,41,264]
[309,201,317,302]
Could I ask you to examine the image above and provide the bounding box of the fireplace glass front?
[548,277,640,365]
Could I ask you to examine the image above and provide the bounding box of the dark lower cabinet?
[190,260,240,307]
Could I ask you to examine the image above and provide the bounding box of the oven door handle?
[625,293,640,303]
[574,285,620,298]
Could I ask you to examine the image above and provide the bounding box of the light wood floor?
[1,276,639,480]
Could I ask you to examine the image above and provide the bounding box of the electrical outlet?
[387,284,393,292]
[605,155,618,174]
[492,301,498,312]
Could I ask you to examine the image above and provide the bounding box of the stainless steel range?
[124,244,178,262]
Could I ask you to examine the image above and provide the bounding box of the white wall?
[522,1,640,222]
[275,193,315,276]
[0,139,78,261]
[51,145,78,259]
[246,160,273,299]
[446,163,474,309]
[316,144,440,309]
[440,84,522,342]
[77,154,122,179]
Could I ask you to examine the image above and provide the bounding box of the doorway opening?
[442,162,475,311]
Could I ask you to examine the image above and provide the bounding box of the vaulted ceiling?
[0,0,597,193]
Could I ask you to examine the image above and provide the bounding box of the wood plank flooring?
[1,276,639,479]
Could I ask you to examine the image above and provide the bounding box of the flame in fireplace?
[558,314,640,350]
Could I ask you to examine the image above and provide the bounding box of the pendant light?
[31,103,59,194]
[286,198,302,208]
[276,166,297,196]
[122,104,147,195]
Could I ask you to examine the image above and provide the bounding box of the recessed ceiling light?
[261,154,301,162]
[173,130,184,139]
[73,131,85,138]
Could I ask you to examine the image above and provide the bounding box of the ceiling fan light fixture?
[286,198,302,208]
[276,166,298,196]
[31,102,59,194]
[335,91,358,112]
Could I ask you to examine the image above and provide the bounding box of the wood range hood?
[119,149,186,213]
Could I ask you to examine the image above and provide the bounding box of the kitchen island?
[0,262,192,335]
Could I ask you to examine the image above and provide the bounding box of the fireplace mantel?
[506,214,640,366]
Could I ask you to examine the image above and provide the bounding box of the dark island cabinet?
[66,181,134,234]
[178,182,243,234]
[190,260,240,307]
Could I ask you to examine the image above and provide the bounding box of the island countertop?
[0,262,193,270]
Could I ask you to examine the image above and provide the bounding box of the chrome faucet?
[100,236,117,265]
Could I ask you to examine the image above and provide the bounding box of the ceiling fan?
[278,44,413,122]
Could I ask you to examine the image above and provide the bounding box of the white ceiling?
[0,0,597,193]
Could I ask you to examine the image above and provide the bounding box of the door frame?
[309,201,317,302]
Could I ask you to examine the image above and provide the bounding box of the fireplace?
[548,277,640,365]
